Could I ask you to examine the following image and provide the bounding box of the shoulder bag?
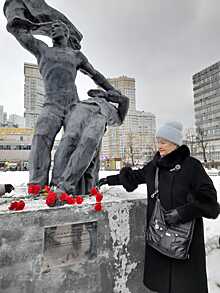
[146,167,195,260]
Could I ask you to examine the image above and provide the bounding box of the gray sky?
[1,0,220,128]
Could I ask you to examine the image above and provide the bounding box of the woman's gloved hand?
[164,209,182,225]
[5,184,14,193]
[97,178,108,187]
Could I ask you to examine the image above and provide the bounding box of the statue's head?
[51,21,70,41]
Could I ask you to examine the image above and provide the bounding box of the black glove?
[5,184,14,193]
[164,209,182,225]
[97,178,108,187]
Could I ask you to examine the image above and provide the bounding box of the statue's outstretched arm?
[7,22,48,58]
[106,93,129,123]
[78,52,118,92]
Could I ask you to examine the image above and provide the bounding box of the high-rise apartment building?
[193,61,220,162]
[3,112,7,125]
[24,63,45,128]
[0,105,4,125]
[101,76,156,165]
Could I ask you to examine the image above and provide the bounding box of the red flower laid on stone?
[28,184,41,195]
[8,201,18,210]
[96,192,103,203]
[90,187,99,196]
[44,185,51,193]
[60,193,69,202]
[16,200,25,211]
[76,196,84,204]
[66,196,76,205]
[46,192,57,207]
[8,200,25,211]
[94,202,102,212]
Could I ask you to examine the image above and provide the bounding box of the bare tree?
[196,127,208,163]
[185,128,197,156]
[125,133,135,166]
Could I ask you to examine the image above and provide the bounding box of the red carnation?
[28,184,41,195]
[8,201,18,210]
[16,200,25,211]
[96,192,103,203]
[60,193,68,202]
[46,192,57,207]
[90,187,98,196]
[28,184,35,194]
[76,196,84,204]
[94,203,102,212]
[44,185,50,192]
[66,196,76,205]
[48,191,57,197]
[33,185,41,194]
[8,200,25,211]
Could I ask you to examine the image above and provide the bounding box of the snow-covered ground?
[0,170,219,292]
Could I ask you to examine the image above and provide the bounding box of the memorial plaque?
[42,221,97,272]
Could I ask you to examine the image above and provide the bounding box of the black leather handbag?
[146,168,195,260]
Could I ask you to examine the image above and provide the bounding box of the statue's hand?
[88,89,107,98]
[108,89,121,96]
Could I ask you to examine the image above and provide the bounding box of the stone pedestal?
[0,187,148,293]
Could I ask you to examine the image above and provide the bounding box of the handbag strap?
[150,167,159,199]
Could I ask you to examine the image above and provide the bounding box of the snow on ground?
[0,170,219,291]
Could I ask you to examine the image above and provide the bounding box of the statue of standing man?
[4,0,120,187]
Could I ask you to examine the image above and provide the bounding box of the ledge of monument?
[0,185,147,216]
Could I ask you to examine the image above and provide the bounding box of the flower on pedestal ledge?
[89,186,104,212]
[60,193,76,205]
[8,200,25,211]
[76,196,84,204]
[28,184,41,196]
[46,191,57,207]
[94,202,103,212]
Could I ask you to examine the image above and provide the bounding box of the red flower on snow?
[76,196,84,204]
[28,184,41,195]
[94,202,102,212]
[46,191,57,207]
[66,196,76,205]
[8,200,25,211]
[90,187,99,196]
[60,193,69,202]
[96,192,103,203]
[44,185,51,193]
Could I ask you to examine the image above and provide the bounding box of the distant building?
[8,114,25,128]
[193,61,220,164]
[101,76,156,168]
[24,63,45,128]
[0,127,33,169]
[3,112,7,125]
[0,105,3,125]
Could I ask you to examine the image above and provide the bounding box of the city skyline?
[1,0,220,128]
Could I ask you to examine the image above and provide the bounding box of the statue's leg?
[50,103,81,186]
[50,135,78,187]
[29,106,63,186]
[58,110,106,194]
[81,143,102,194]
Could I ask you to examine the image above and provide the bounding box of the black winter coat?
[106,145,219,293]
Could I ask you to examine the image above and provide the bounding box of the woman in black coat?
[99,121,219,293]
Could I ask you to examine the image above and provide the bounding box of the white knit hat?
[156,121,183,146]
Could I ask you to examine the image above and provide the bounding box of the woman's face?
[157,138,178,157]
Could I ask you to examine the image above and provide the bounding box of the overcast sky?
[1,0,220,128]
